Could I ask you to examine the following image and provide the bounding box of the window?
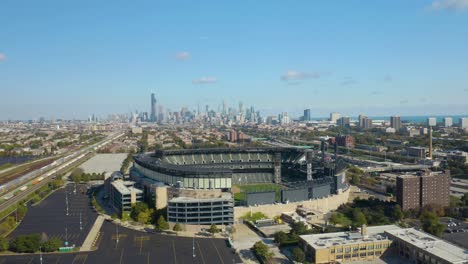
[336,255,343,259]
[353,246,359,251]
[360,252,366,257]
[336,248,343,253]
[367,245,374,250]
[345,248,351,253]
[330,249,335,254]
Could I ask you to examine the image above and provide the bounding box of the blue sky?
[1,0,468,120]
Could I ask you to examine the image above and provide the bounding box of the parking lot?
[9,183,96,247]
[1,221,241,264]
[1,183,242,263]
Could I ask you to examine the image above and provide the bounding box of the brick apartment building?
[396,170,450,211]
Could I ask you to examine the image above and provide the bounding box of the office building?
[427,117,437,127]
[299,225,399,264]
[359,115,372,129]
[460,117,468,129]
[396,170,450,211]
[330,112,341,124]
[337,117,350,128]
[150,92,157,122]
[386,228,468,264]
[390,116,401,131]
[303,109,311,121]
[109,180,144,216]
[443,117,452,127]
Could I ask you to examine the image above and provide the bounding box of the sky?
[1,0,468,120]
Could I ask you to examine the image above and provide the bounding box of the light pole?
[65,191,69,216]
[192,234,196,258]
[116,224,119,245]
[65,225,69,247]
[39,246,43,264]
[79,212,83,231]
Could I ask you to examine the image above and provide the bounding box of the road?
[0,132,124,213]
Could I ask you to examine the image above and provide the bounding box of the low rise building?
[109,180,144,216]
[386,228,468,264]
[299,225,399,264]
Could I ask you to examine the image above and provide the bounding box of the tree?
[137,211,150,224]
[352,208,367,227]
[0,237,9,252]
[41,237,62,252]
[290,221,309,235]
[9,234,41,253]
[70,168,84,182]
[173,223,183,232]
[392,205,404,221]
[156,215,169,230]
[420,210,445,237]
[130,202,149,221]
[274,231,288,244]
[462,193,468,206]
[292,247,305,263]
[251,241,274,261]
[208,224,220,234]
[329,212,352,227]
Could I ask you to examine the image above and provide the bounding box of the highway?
[0,132,124,213]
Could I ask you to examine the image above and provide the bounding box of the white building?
[459,117,468,129]
[427,117,437,127]
[443,117,453,127]
[330,112,341,124]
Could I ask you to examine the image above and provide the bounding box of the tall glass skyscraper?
[150,93,157,122]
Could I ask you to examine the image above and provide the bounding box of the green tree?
[70,168,84,182]
[130,202,149,221]
[41,237,62,252]
[352,208,367,227]
[292,247,306,263]
[392,205,404,221]
[251,241,274,261]
[137,211,150,224]
[0,237,9,252]
[290,221,309,235]
[9,234,41,253]
[156,215,169,230]
[462,193,468,206]
[273,231,288,244]
[329,212,352,227]
[420,210,445,237]
[173,223,183,232]
[208,224,220,234]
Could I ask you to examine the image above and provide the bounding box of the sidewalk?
[80,215,105,251]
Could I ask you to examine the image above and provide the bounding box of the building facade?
[299,225,398,264]
[390,116,401,131]
[167,195,234,225]
[109,180,144,216]
[396,170,450,211]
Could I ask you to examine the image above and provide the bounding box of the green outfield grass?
[233,183,284,203]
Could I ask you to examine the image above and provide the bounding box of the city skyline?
[1,1,468,119]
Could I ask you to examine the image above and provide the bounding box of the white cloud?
[281,70,321,81]
[192,76,217,84]
[430,0,468,11]
[175,51,190,60]
[0,53,5,61]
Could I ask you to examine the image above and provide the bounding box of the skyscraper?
[303,109,311,121]
[443,117,452,127]
[427,117,436,127]
[390,116,401,131]
[330,112,341,124]
[150,93,157,122]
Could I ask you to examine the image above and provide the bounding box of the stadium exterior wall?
[234,188,350,220]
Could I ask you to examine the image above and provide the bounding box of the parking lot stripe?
[147,252,150,264]
[119,248,125,264]
[196,240,206,264]
[26,256,34,264]
[172,240,177,264]
[54,256,61,264]
[211,239,225,264]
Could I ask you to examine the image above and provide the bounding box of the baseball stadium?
[128,147,348,225]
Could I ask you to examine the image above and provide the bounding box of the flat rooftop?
[111,180,142,195]
[169,193,232,203]
[385,228,468,264]
[300,225,400,249]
